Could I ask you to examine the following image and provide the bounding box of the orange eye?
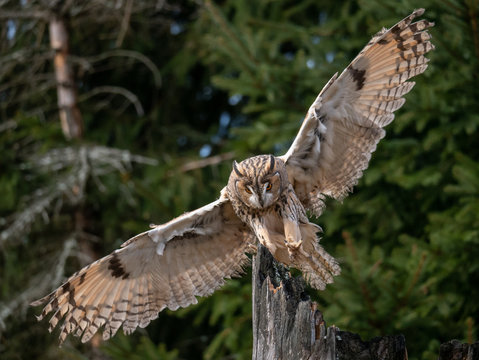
[245,187,252,194]
[265,183,272,191]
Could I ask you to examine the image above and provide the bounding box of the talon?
[287,240,302,250]
[286,240,302,260]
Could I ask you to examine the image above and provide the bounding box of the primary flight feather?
[32,9,434,344]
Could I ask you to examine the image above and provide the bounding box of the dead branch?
[116,0,133,47]
[79,85,145,116]
[0,10,50,20]
[87,49,162,87]
[0,119,17,132]
[165,151,236,176]
[180,151,236,172]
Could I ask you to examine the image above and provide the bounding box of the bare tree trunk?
[49,15,83,139]
[49,14,92,275]
[252,245,408,360]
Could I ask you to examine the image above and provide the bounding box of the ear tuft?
[232,160,243,177]
[269,155,275,170]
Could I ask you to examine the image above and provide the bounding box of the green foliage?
[102,334,180,360]
[176,271,253,360]
[1,0,478,359]
[182,0,479,359]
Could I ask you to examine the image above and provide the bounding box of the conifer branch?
[116,0,134,48]
[203,0,258,75]
[0,146,157,246]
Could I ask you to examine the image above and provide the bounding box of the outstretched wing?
[280,9,434,216]
[31,192,255,344]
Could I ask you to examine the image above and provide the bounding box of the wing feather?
[31,195,255,344]
[281,9,434,216]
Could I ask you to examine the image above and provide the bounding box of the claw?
[286,239,302,260]
[283,217,303,260]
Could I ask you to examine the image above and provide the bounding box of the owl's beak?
[248,193,263,209]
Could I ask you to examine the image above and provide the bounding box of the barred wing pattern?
[281,9,434,216]
[31,195,255,344]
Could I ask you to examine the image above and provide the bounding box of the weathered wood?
[438,340,479,360]
[328,331,407,360]
[252,245,317,359]
[252,245,408,360]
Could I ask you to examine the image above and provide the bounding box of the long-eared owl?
[32,9,434,345]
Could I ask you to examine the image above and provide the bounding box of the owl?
[32,9,434,344]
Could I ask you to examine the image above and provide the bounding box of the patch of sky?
[217,111,231,138]
[219,112,230,127]
[7,20,16,40]
[228,93,242,106]
[326,52,335,63]
[170,22,183,35]
[199,144,212,158]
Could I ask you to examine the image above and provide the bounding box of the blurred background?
[0,0,478,359]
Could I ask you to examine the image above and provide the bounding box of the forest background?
[0,0,478,359]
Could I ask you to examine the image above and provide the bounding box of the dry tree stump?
[252,245,407,360]
[438,340,479,360]
[251,245,479,360]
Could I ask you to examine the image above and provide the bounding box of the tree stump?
[252,245,408,360]
[438,340,479,360]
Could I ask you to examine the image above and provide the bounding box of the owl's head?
[227,155,287,210]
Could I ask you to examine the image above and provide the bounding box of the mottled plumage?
[32,9,434,345]
[227,155,339,289]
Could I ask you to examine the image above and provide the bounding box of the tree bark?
[49,15,83,139]
[252,245,408,360]
[438,340,479,360]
